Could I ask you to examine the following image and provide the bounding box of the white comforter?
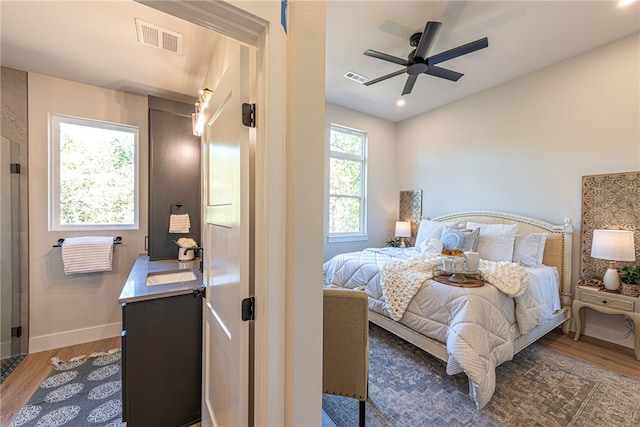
[323,247,559,409]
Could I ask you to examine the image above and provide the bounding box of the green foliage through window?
[50,114,139,230]
[329,124,367,236]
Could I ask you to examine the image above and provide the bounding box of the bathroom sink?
[145,269,197,286]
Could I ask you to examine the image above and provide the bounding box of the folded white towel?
[61,236,114,275]
[169,213,191,234]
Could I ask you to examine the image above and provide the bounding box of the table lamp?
[590,229,636,291]
[395,221,411,248]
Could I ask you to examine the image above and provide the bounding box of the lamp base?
[603,261,620,291]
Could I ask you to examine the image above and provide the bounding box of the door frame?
[136,1,288,425]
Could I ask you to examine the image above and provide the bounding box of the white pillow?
[420,238,444,254]
[414,219,460,249]
[513,233,548,267]
[466,222,519,262]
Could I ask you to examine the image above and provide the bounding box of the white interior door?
[201,45,253,427]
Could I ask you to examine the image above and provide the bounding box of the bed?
[323,211,574,409]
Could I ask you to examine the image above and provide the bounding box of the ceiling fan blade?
[424,65,464,82]
[363,49,408,66]
[427,37,489,66]
[415,21,442,60]
[401,75,418,95]
[363,68,407,86]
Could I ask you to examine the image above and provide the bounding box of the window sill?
[327,234,368,244]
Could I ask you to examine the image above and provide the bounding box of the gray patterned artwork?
[399,190,422,239]
[581,171,640,280]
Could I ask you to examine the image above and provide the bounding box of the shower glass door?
[1,136,21,358]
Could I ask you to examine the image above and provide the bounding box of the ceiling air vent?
[344,71,368,84]
[135,18,183,55]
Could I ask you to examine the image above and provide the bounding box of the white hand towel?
[169,213,191,234]
[61,236,114,275]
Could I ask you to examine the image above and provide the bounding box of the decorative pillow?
[466,222,519,262]
[513,233,548,267]
[414,219,460,249]
[440,227,480,252]
[420,238,444,255]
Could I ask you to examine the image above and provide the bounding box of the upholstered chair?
[323,288,369,426]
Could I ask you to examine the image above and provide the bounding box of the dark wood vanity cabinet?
[121,293,202,427]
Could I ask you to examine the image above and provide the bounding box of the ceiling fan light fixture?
[363,20,488,95]
[396,99,405,106]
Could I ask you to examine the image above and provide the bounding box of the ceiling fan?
[363,21,489,96]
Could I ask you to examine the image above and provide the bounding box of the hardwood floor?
[537,328,640,381]
[1,329,638,426]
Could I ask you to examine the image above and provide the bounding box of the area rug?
[323,324,640,426]
[1,354,26,384]
[9,349,124,427]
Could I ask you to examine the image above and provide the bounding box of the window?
[328,124,367,241]
[49,114,139,231]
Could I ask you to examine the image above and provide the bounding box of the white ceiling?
[2,1,639,123]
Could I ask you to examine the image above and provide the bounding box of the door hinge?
[241,297,255,321]
[10,163,21,174]
[242,103,256,128]
[193,285,206,298]
[11,326,22,338]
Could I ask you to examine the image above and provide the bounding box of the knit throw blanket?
[380,254,440,321]
[381,256,529,321]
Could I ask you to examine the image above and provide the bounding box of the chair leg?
[359,399,365,427]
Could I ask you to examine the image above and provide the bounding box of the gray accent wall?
[148,96,201,260]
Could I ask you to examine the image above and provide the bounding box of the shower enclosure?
[1,136,23,359]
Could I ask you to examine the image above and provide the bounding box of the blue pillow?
[440,227,480,252]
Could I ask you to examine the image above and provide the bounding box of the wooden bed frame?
[368,210,574,362]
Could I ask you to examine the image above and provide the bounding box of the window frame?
[328,123,368,242]
[48,113,140,231]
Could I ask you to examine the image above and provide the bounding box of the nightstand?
[573,286,640,361]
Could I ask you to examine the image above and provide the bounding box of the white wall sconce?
[395,221,411,248]
[192,88,213,136]
[591,229,636,291]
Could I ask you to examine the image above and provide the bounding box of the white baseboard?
[29,322,122,353]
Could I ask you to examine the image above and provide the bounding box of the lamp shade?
[395,221,411,238]
[591,229,636,261]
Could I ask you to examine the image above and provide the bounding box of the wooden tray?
[433,275,484,288]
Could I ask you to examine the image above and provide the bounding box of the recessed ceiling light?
[396,99,405,106]
[618,0,637,6]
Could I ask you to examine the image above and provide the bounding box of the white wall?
[324,102,397,261]
[397,33,640,347]
[28,73,148,351]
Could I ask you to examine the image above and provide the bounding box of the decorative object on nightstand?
[590,229,636,292]
[395,221,411,248]
[573,285,640,361]
[619,265,640,297]
[576,277,604,291]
